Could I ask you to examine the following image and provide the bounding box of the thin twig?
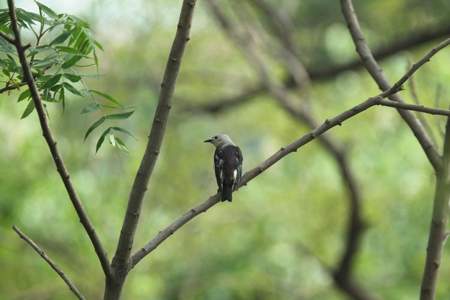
[377,99,450,116]
[13,226,85,300]
[0,31,15,44]
[6,0,111,277]
[131,36,450,267]
[407,63,438,146]
[340,0,443,171]
[111,0,197,278]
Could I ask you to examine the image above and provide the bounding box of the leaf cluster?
[0,1,133,152]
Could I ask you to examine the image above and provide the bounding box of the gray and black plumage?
[204,134,243,202]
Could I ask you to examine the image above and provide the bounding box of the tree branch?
[407,66,438,146]
[420,117,450,300]
[13,226,85,300]
[6,0,111,278]
[0,31,15,44]
[377,98,450,116]
[186,22,450,115]
[340,0,443,172]
[131,35,450,267]
[111,0,197,279]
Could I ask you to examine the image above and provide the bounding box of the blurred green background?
[1,0,450,299]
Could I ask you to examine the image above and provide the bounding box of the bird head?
[204,134,234,148]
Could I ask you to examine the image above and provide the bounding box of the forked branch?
[340,0,444,171]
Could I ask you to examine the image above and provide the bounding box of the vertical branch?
[420,117,450,300]
[110,0,197,281]
[340,0,442,171]
[6,0,111,278]
[13,226,85,300]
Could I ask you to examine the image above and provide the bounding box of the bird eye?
[214,136,218,139]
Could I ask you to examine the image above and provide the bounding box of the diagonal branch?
[6,0,111,277]
[0,31,15,44]
[407,62,438,146]
[111,0,197,277]
[340,0,443,172]
[13,226,85,300]
[131,36,450,268]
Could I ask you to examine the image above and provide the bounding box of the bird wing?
[235,146,243,186]
[214,148,224,188]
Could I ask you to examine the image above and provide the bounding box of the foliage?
[0,1,133,152]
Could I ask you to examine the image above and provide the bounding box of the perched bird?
[204,134,243,202]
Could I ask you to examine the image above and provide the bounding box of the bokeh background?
[1,0,450,299]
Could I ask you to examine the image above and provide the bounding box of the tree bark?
[103,277,125,300]
[420,118,450,300]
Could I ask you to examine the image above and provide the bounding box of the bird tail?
[221,184,233,202]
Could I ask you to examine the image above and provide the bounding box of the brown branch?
[340,0,443,172]
[377,99,450,116]
[0,81,25,94]
[187,23,450,115]
[13,226,85,300]
[6,0,111,277]
[131,34,450,268]
[110,0,197,280]
[420,118,450,300]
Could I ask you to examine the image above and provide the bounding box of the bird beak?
[204,138,212,143]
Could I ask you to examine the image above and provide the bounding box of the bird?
[204,134,243,202]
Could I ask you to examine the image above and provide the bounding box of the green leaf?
[89,89,122,107]
[109,134,116,147]
[63,82,82,96]
[93,39,104,51]
[111,126,135,138]
[63,73,81,82]
[81,102,101,114]
[55,46,84,55]
[41,74,61,89]
[62,55,82,68]
[84,116,105,140]
[17,89,31,102]
[115,136,129,152]
[105,110,134,120]
[50,30,71,45]
[59,87,65,111]
[36,1,58,18]
[21,100,35,119]
[95,127,111,153]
